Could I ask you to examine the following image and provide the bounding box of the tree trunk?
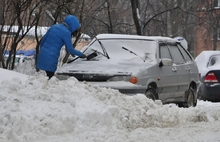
[130,0,142,35]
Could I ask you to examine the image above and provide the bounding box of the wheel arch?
[189,81,197,93]
[147,82,158,99]
[187,81,198,107]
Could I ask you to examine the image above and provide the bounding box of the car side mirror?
[159,59,163,67]
[159,58,173,67]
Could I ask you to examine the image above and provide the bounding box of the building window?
[213,0,220,8]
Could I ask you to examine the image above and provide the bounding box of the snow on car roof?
[195,50,220,65]
[195,50,220,75]
[96,34,177,42]
[0,25,49,36]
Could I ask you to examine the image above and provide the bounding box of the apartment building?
[195,0,220,56]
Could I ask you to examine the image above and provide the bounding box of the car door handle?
[172,67,177,72]
[186,67,191,72]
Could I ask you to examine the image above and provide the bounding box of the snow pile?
[0,72,220,142]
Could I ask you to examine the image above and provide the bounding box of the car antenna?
[122,46,145,62]
[90,32,110,59]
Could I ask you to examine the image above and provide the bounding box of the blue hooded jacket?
[37,15,83,72]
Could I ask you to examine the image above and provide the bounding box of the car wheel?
[145,88,157,101]
[186,88,196,108]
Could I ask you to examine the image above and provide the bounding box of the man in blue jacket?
[37,15,86,80]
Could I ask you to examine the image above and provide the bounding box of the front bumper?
[88,81,146,95]
[56,74,147,95]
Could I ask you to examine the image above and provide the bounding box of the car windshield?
[82,38,157,63]
[208,54,220,67]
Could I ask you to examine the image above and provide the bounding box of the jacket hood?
[64,15,80,33]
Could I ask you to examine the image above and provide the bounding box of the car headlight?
[55,74,69,80]
[107,75,138,84]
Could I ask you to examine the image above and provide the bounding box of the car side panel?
[167,44,193,100]
[157,65,178,102]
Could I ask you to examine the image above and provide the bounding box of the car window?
[208,55,220,67]
[177,44,192,63]
[168,44,185,64]
[159,44,171,59]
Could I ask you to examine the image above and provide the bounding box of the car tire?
[178,88,196,108]
[145,88,157,101]
[186,88,196,107]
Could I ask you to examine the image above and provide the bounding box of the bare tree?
[130,0,142,35]
[192,0,220,54]
[82,0,133,36]
[0,0,44,69]
[1,0,219,70]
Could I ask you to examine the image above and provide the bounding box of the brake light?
[204,72,218,82]
[129,76,138,84]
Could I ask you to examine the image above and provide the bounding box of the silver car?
[56,34,200,107]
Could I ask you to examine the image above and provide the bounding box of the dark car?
[195,51,220,102]
[56,34,200,107]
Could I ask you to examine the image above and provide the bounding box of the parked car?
[4,54,32,63]
[56,34,200,107]
[195,51,220,102]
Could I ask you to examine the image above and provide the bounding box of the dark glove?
[80,54,87,59]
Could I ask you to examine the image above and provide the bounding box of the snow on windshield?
[83,39,157,63]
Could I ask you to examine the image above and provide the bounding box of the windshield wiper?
[122,46,145,62]
[92,34,110,59]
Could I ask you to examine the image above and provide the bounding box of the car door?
[158,43,178,102]
[177,44,199,95]
[168,43,188,99]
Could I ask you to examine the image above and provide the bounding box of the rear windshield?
[208,54,220,67]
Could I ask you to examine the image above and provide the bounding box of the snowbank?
[0,71,220,142]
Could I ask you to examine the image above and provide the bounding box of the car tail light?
[204,72,218,82]
[129,76,138,84]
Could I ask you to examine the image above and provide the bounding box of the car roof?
[195,50,220,72]
[96,34,178,43]
[195,51,220,62]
